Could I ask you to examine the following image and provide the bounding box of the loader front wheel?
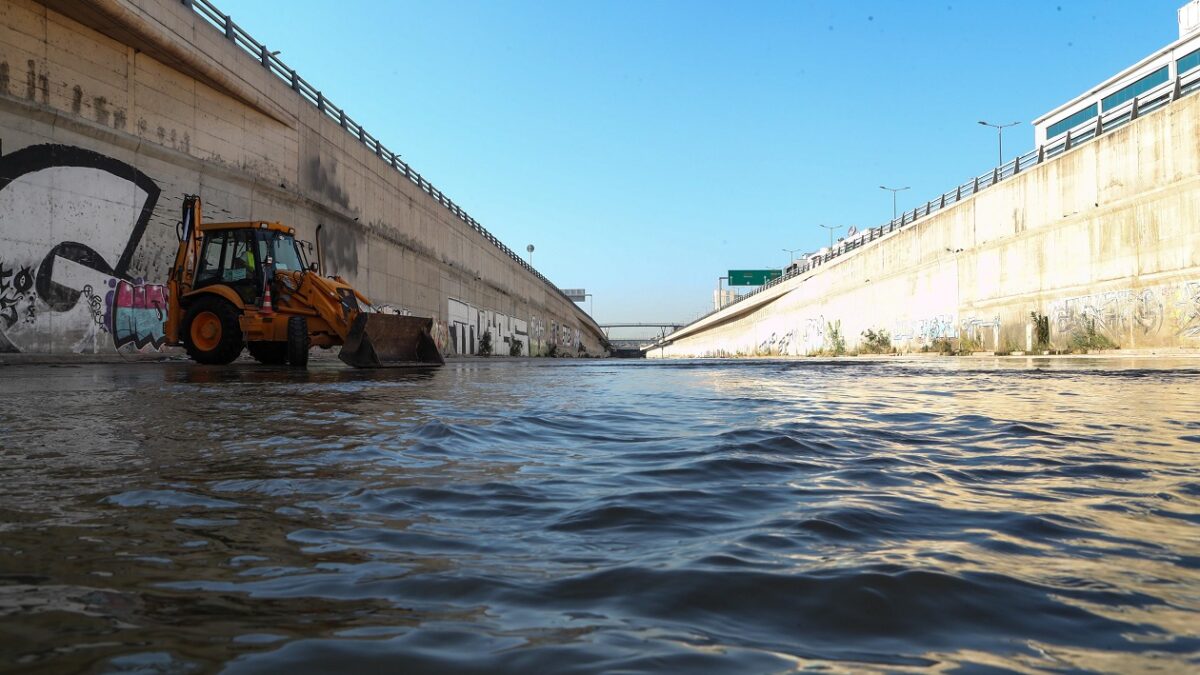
[183,297,244,365]
[287,315,309,368]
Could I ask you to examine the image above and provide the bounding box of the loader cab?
[192,223,307,305]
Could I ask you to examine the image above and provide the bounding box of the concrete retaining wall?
[0,0,604,357]
[652,89,1200,357]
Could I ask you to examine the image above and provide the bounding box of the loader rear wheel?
[287,315,309,368]
[247,342,288,365]
[183,297,244,365]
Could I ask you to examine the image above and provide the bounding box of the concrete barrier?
[0,0,604,358]
[653,90,1200,357]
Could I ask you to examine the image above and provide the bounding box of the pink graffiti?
[106,278,168,349]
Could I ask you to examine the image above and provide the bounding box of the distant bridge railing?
[182,0,585,314]
[672,65,1200,340]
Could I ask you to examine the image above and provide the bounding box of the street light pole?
[879,185,909,221]
[818,224,842,250]
[978,120,1019,166]
[782,247,803,266]
[716,275,729,310]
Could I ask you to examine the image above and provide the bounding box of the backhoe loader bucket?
[339,313,446,368]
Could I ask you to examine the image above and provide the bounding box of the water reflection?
[0,358,1197,672]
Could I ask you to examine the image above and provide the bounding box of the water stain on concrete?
[321,219,360,277]
[71,85,82,114]
[305,156,350,210]
[94,97,110,126]
[25,59,35,100]
[0,62,9,95]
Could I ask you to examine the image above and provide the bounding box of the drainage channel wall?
[0,0,604,358]
[652,91,1200,357]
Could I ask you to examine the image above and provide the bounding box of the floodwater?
[0,357,1198,674]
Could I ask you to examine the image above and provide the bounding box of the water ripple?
[0,357,1198,673]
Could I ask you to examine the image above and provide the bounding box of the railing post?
[1013,154,1020,174]
[260,45,269,67]
[316,91,324,112]
[992,167,999,184]
[290,69,299,91]
[1037,144,1045,163]
[1094,114,1103,137]
[1172,74,1182,101]
[224,15,234,40]
[1064,129,1072,151]
[940,194,945,208]
[339,109,346,128]
[956,185,962,201]
[1130,96,1140,121]
[973,176,979,193]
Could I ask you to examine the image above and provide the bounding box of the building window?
[1046,103,1098,139]
[1101,66,1170,110]
[1179,48,1200,76]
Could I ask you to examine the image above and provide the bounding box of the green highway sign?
[727,269,782,286]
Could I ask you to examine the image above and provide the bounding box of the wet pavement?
[0,357,1198,673]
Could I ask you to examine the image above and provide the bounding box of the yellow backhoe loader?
[164,195,444,368]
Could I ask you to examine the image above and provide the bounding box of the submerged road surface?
[0,358,1198,673]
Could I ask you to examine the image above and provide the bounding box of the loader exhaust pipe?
[314,223,325,277]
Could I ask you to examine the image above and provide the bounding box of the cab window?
[266,231,304,271]
[195,232,227,285]
[195,230,259,289]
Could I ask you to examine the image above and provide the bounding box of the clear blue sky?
[219,0,1183,329]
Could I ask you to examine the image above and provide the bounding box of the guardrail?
[666,65,1200,343]
[181,0,582,311]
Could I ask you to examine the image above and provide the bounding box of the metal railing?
[181,0,579,309]
[669,65,1200,341]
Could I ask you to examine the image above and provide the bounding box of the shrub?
[860,328,892,354]
[824,320,846,356]
[478,330,492,356]
[509,338,523,357]
[1030,312,1051,350]
[546,343,557,357]
[1069,319,1118,352]
[929,337,955,354]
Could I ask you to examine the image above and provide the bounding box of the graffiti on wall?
[430,319,451,355]
[0,263,36,329]
[447,298,530,356]
[757,329,795,356]
[106,278,168,349]
[0,144,164,353]
[1175,282,1200,338]
[1049,283,1200,343]
[892,314,955,344]
[802,316,826,353]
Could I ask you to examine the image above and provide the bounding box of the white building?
[1034,0,1200,146]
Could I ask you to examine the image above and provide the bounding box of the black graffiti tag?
[0,263,34,329]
